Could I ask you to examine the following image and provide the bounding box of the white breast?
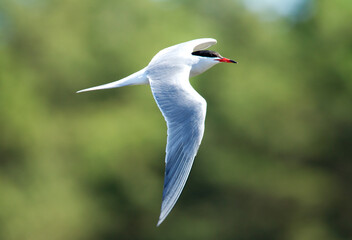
[190,57,219,77]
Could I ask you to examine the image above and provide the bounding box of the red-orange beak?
[216,58,237,63]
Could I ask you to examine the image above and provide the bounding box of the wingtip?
[156,216,165,227]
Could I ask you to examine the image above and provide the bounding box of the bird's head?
[190,50,237,77]
[192,50,237,63]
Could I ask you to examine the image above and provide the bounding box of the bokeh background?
[0,0,351,239]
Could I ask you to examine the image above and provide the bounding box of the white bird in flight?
[77,38,237,226]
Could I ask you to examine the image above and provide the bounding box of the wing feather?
[147,65,207,226]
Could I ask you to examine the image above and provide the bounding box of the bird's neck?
[190,58,218,77]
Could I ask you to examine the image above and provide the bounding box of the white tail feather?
[76,67,149,93]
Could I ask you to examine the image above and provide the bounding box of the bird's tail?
[76,67,149,93]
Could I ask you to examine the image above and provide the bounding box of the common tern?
[77,38,237,226]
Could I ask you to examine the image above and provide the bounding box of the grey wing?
[147,66,207,226]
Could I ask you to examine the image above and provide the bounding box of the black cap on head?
[192,50,222,58]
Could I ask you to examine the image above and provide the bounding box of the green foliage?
[0,0,351,239]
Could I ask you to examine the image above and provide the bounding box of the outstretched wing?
[148,38,217,67]
[147,63,207,226]
[180,38,217,52]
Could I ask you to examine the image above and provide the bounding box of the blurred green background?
[0,0,351,239]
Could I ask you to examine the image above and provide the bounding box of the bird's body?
[77,38,236,226]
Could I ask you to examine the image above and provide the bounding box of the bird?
[77,38,237,226]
